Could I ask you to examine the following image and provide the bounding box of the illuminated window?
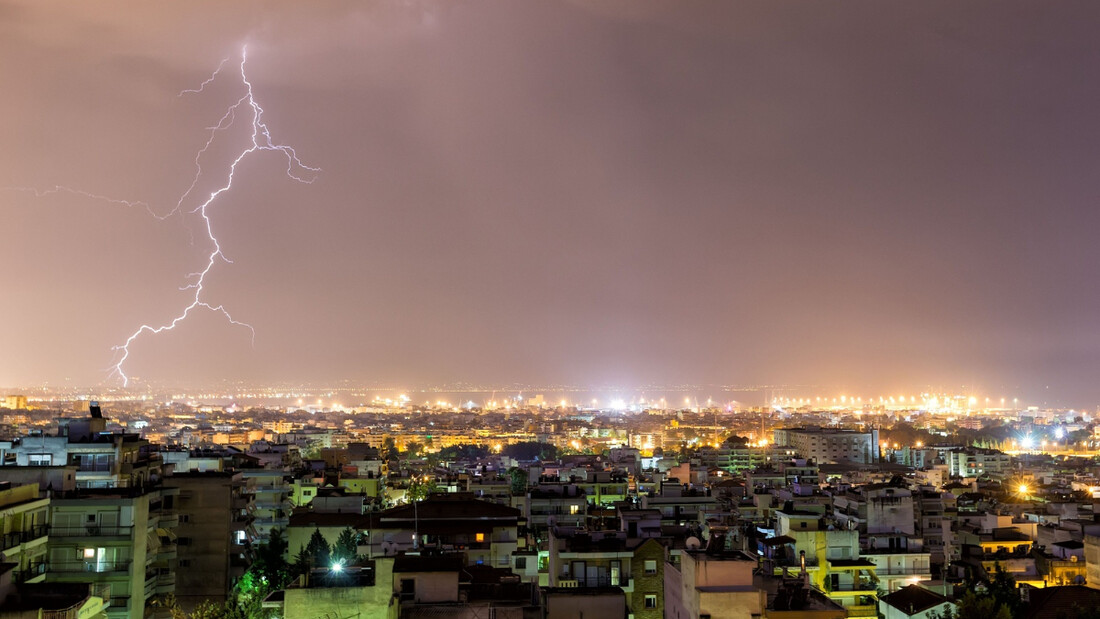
[569,505,579,515]
[475,533,484,543]
[83,548,95,559]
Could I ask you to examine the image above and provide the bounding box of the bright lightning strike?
[109,46,319,386]
[9,46,318,387]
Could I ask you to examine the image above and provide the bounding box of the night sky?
[3,1,1100,404]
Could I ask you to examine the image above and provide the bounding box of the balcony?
[847,605,879,617]
[51,525,133,539]
[874,567,931,576]
[39,585,113,619]
[242,485,288,494]
[109,597,130,611]
[157,511,179,528]
[50,560,132,574]
[14,560,47,583]
[828,582,879,593]
[156,572,176,595]
[0,524,49,550]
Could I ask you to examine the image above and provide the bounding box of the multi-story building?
[546,528,667,619]
[773,428,879,465]
[527,486,587,531]
[240,470,290,541]
[373,495,521,569]
[771,510,880,616]
[945,448,1012,479]
[832,483,915,535]
[639,484,719,527]
[664,548,764,619]
[168,471,252,611]
[0,483,49,585]
[46,484,179,619]
[5,410,162,491]
[0,579,111,619]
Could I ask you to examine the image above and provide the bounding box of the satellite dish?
[381,541,397,556]
[686,536,702,550]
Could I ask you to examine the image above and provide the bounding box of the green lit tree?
[407,477,438,502]
[509,467,528,496]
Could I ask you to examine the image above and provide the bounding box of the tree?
[404,441,424,458]
[502,442,558,461]
[407,477,438,502]
[332,527,359,564]
[306,528,331,568]
[250,528,290,589]
[382,437,398,461]
[985,564,1022,619]
[509,467,529,496]
[955,590,1011,619]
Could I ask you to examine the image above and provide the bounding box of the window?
[475,533,485,543]
[569,504,580,515]
[645,595,657,609]
[644,560,657,575]
[179,560,191,568]
[177,537,192,546]
[179,515,190,523]
[516,557,527,569]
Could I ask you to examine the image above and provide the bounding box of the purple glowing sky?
[2,1,1100,404]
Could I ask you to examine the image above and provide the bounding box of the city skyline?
[5,2,1100,404]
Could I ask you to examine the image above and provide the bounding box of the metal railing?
[40,585,111,619]
[14,560,47,583]
[0,524,49,550]
[51,525,133,537]
[49,560,132,574]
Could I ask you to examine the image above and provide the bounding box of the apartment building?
[168,471,253,611]
[773,428,879,465]
[0,483,49,585]
[46,484,179,619]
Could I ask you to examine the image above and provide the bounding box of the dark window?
[516,557,527,569]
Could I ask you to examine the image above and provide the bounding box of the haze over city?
[5,1,1100,407]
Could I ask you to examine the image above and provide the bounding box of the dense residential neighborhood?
[3,398,1100,619]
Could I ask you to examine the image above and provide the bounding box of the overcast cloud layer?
[3,1,1100,405]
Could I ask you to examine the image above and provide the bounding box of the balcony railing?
[0,524,49,550]
[51,525,132,538]
[50,560,132,574]
[828,582,878,592]
[109,597,130,610]
[14,560,47,583]
[39,585,112,619]
[875,567,932,576]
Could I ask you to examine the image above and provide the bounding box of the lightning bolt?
[109,46,319,386]
[8,46,318,387]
